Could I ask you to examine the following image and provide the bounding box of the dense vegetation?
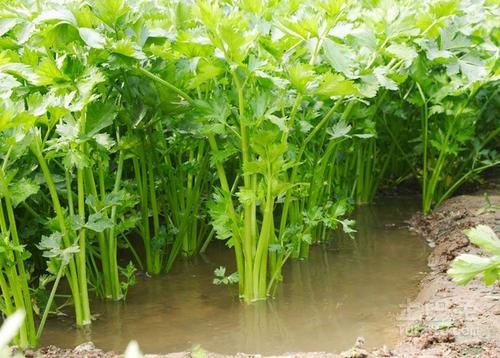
[0,0,498,348]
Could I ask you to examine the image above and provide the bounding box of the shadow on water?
[41,197,430,354]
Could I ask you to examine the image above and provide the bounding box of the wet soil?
[392,190,500,357]
[25,188,500,358]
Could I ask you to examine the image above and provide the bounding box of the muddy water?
[41,197,430,354]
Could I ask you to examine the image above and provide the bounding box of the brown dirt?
[392,190,500,357]
[26,189,500,358]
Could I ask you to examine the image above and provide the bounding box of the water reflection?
[41,197,429,354]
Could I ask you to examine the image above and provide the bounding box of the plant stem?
[30,136,86,327]
[36,263,64,339]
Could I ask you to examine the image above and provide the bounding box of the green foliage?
[448,225,500,285]
[213,266,239,286]
[0,0,498,347]
[120,262,137,299]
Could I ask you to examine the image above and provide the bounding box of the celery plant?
[409,7,500,213]
[0,0,498,342]
[0,130,37,347]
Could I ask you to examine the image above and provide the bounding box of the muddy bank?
[391,191,500,357]
[27,190,499,358]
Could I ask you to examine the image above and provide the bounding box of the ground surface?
[25,187,500,358]
[392,190,500,357]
